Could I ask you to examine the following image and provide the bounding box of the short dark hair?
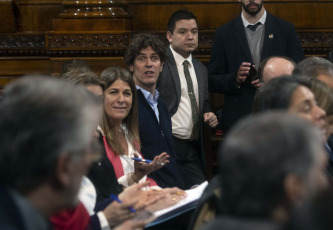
[167,9,198,34]
[123,33,167,68]
[293,57,333,78]
[0,76,98,193]
[219,112,321,218]
[257,56,296,81]
[252,76,311,113]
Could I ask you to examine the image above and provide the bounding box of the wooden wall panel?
[1,0,333,86]
[15,0,64,32]
[0,0,17,33]
[0,58,52,85]
[0,58,51,76]
[129,1,333,31]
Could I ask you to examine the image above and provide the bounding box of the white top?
[79,176,111,230]
[117,125,160,190]
[169,45,200,139]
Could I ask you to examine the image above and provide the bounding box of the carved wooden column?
[53,0,132,31]
[47,0,132,74]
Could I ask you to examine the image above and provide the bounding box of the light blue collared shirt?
[136,85,160,123]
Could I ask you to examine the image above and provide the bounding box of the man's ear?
[166,31,172,43]
[129,65,135,72]
[284,173,306,206]
[54,154,74,189]
[160,62,164,72]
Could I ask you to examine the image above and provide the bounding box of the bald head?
[262,57,295,82]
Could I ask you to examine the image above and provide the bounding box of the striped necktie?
[183,60,200,140]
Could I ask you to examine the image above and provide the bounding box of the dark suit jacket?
[157,46,212,170]
[200,217,282,230]
[0,185,26,230]
[137,89,185,189]
[87,134,123,202]
[208,12,305,132]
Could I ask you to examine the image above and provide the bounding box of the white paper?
[153,181,209,217]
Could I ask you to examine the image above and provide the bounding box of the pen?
[131,157,164,165]
[110,194,136,213]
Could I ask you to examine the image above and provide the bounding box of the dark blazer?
[87,134,123,202]
[208,12,305,132]
[0,185,26,230]
[200,217,282,230]
[137,89,185,189]
[157,46,212,170]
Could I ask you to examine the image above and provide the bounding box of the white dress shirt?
[169,45,200,139]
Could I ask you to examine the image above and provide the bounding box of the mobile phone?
[133,210,156,223]
[248,64,258,82]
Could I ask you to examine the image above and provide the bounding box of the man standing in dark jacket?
[208,0,304,132]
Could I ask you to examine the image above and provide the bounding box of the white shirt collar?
[241,10,267,27]
[169,45,193,67]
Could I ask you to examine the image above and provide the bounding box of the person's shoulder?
[192,59,208,76]
[216,14,241,32]
[267,12,294,27]
[0,187,24,230]
[192,57,206,68]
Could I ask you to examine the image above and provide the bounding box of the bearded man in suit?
[208,0,305,133]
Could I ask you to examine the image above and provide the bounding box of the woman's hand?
[113,219,146,230]
[148,152,169,173]
[145,187,187,212]
[104,182,157,227]
[132,152,169,182]
[103,199,137,227]
[119,181,159,210]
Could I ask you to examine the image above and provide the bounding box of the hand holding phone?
[248,64,258,82]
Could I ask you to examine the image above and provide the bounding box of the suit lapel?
[192,58,204,111]
[261,13,276,60]
[97,134,119,180]
[234,15,253,62]
[137,89,160,124]
[166,47,182,104]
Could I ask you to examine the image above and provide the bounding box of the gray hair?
[219,112,322,218]
[0,76,99,193]
[293,56,333,78]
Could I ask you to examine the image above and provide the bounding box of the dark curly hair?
[124,33,167,68]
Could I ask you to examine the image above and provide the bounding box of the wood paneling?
[1,1,333,76]
[0,57,52,87]
[0,0,16,33]
[129,2,333,30]
[15,0,64,32]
